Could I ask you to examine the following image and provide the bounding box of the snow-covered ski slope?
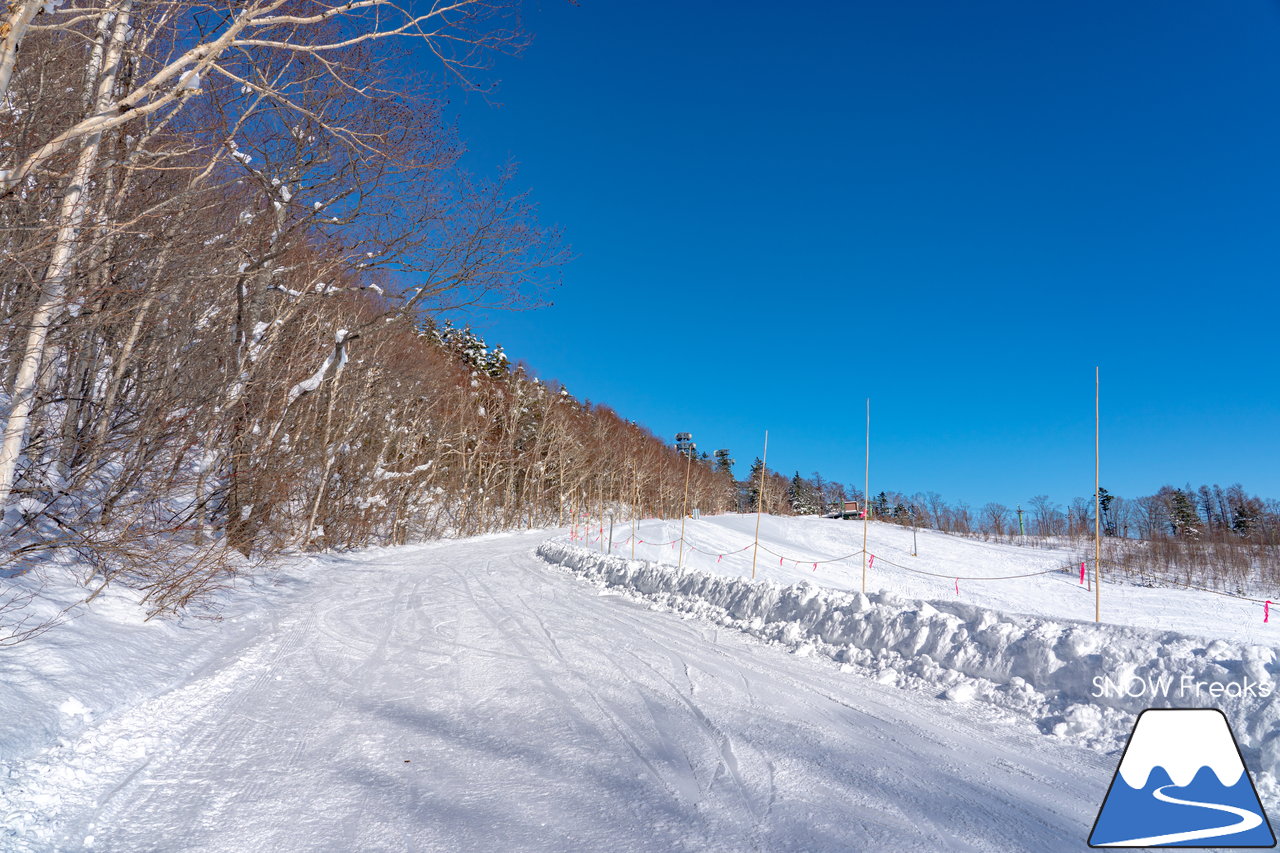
[614,513,1275,645]
[2,529,1113,852]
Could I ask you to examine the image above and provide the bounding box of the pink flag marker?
[1267,601,1272,623]
[955,578,959,595]
[1080,562,1086,584]
[717,554,722,563]
[812,562,818,571]
[869,555,875,568]
[779,556,784,566]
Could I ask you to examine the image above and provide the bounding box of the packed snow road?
[5,532,1112,851]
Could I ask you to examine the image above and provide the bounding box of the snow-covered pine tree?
[744,457,765,512]
[788,472,819,515]
[1164,487,1202,539]
[421,320,512,379]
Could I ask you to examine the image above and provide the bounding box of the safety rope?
[561,528,1278,607]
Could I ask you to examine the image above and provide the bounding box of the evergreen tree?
[1166,488,1201,539]
[788,472,819,515]
[421,320,511,378]
[713,449,734,478]
[1228,484,1263,535]
[744,457,765,512]
[1097,487,1116,536]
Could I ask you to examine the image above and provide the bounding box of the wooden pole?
[631,462,638,560]
[599,483,605,553]
[751,430,768,580]
[1095,366,1101,623]
[863,398,870,594]
[679,449,692,570]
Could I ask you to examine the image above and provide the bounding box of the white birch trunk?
[0,0,42,105]
[0,1,131,509]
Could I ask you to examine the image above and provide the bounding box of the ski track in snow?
[2,532,1113,852]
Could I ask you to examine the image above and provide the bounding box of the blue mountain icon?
[1089,708,1275,847]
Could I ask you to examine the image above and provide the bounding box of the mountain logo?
[1089,708,1276,848]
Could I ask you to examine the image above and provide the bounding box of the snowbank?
[537,539,1280,793]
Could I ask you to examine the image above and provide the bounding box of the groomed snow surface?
[554,515,1280,787]
[2,515,1275,851]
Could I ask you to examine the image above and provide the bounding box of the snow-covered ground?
[546,514,1280,801]
[613,514,1275,645]
[1,526,1119,852]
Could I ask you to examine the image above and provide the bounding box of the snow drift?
[537,539,1280,792]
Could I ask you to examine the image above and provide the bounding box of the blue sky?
[442,0,1280,509]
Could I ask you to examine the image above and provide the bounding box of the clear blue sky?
[443,0,1280,510]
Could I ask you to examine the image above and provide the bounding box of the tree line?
[0,0,746,636]
[767,473,1280,591]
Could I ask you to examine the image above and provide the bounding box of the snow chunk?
[58,697,92,721]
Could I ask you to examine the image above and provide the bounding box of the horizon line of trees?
[741,467,1280,590]
[729,464,1279,548]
